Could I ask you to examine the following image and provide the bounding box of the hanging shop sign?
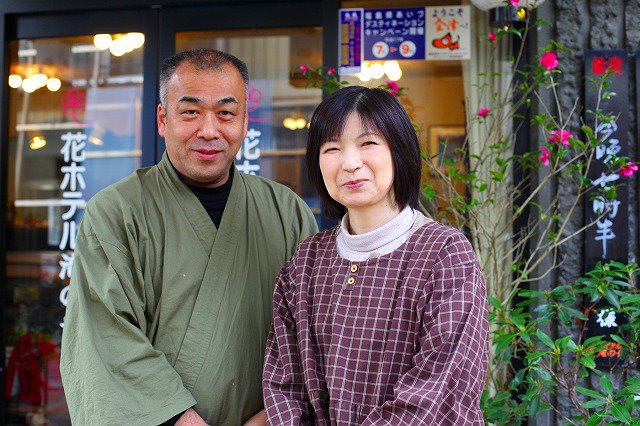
[363,7,427,61]
[425,6,471,60]
[338,5,470,73]
[583,49,630,368]
[339,8,363,75]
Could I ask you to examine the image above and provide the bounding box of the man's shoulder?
[86,164,158,213]
[238,172,307,206]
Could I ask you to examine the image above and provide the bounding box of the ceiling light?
[29,136,47,150]
[47,78,62,92]
[8,74,22,88]
[94,34,112,50]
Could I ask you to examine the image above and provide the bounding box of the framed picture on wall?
[427,125,466,165]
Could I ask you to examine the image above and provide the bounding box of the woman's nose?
[342,148,363,172]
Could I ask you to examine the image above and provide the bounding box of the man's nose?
[198,113,221,140]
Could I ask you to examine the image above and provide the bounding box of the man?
[60,49,318,425]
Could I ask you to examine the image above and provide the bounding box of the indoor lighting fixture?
[356,61,403,83]
[95,33,145,57]
[46,77,62,92]
[29,136,47,150]
[283,116,308,130]
[8,74,22,88]
[93,34,112,50]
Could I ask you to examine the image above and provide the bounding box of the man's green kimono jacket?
[60,154,318,425]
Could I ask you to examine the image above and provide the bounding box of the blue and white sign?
[363,8,426,61]
[339,8,363,75]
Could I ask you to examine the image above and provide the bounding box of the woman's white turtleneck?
[336,206,420,261]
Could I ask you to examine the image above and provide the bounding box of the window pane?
[5,34,144,425]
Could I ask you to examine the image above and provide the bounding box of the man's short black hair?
[159,49,249,106]
[306,85,421,220]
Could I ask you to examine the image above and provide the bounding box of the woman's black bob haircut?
[306,85,421,220]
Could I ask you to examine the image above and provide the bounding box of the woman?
[263,86,488,425]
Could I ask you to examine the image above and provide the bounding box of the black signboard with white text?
[583,49,629,368]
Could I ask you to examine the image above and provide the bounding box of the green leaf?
[611,403,631,423]
[575,386,606,400]
[599,375,614,395]
[579,355,596,369]
[488,296,502,310]
[604,289,620,309]
[536,329,555,349]
[620,294,640,305]
[583,399,606,409]
[585,412,604,426]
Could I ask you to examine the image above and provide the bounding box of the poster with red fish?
[426,6,470,60]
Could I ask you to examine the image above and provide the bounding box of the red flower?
[592,57,607,75]
[476,108,491,118]
[386,80,400,96]
[539,146,550,166]
[619,162,638,177]
[548,129,573,146]
[327,67,336,75]
[299,64,309,75]
[539,51,559,71]
[487,32,496,42]
[509,0,520,6]
[607,56,623,75]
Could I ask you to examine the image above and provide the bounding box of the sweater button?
[347,277,356,285]
[350,264,358,273]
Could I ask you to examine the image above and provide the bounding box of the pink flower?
[509,0,520,6]
[299,64,309,75]
[476,108,491,118]
[548,129,573,146]
[619,162,639,177]
[327,67,336,75]
[386,80,400,96]
[539,51,559,71]
[538,146,550,166]
[487,32,497,42]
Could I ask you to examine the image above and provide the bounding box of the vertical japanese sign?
[235,81,271,175]
[58,131,87,328]
[363,8,426,61]
[339,8,363,74]
[583,50,629,367]
[426,6,471,60]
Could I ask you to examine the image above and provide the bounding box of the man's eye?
[219,111,234,116]
[183,109,198,116]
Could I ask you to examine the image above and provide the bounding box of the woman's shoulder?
[410,216,477,266]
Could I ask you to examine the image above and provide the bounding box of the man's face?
[157,62,248,188]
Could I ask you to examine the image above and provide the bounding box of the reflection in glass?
[5,35,143,425]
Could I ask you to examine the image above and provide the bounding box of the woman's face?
[319,111,396,218]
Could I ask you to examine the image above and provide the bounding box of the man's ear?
[157,104,166,137]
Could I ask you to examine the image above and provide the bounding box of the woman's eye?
[322,147,338,153]
[363,140,378,146]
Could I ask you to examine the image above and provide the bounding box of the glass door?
[3,11,157,425]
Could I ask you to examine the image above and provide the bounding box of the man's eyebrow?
[177,96,239,105]
[177,95,202,104]
[216,96,239,105]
